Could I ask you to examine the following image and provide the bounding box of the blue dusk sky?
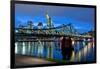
[15,4,95,33]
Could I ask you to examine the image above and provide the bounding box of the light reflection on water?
[15,39,95,62]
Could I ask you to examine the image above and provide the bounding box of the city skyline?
[15,4,95,33]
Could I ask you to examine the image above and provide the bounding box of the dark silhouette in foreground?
[61,37,73,60]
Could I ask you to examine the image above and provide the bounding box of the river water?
[15,39,95,62]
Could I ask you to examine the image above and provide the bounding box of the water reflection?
[15,38,95,62]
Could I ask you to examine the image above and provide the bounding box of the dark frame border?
[11,1,97,68]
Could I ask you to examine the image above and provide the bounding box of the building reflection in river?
[15,37,95,62]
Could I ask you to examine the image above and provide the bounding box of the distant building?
[46,12,54,28]
[38,22,43,29]
[27,20,33,29]
[88,30,95,37]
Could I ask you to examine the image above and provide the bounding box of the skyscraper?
[46,12,54,28]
